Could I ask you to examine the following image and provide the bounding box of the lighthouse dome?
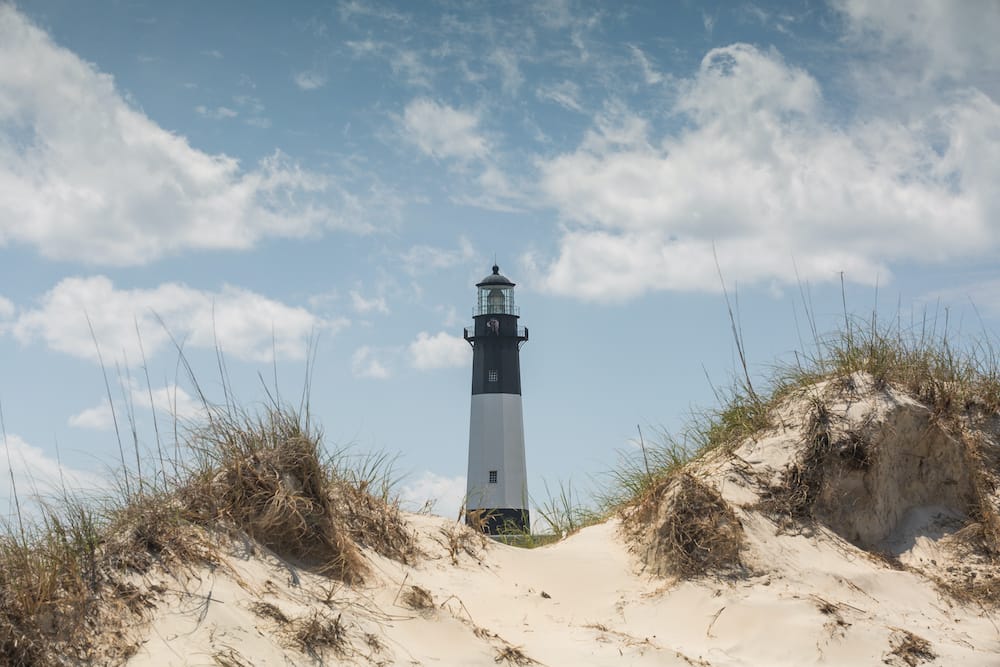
[474,264,518,316]
[476,264,515,288]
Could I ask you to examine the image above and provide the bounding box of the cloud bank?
[409,331,469,370]
[10,276,342,363]
[0,6,367,266]
[533,43,999,301]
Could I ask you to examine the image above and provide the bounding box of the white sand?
[128,376,1000,665]
[126,508,998,666]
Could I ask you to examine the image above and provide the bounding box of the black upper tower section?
[464,265,528,396]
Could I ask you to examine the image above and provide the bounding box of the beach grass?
[0,345,412,666]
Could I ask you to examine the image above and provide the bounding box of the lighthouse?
[464,265,530,534]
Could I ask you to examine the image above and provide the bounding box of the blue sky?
[2,1,1000,520]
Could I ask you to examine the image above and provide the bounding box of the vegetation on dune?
[610,302,1000,582]
[0,375,416,666]
[606,307,1000,496]
[622,472,745,577]
[181,406,368,583]
[529,295,1000,589]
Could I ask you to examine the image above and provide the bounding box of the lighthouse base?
[466,507,530,535]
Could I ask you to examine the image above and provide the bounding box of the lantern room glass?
[476,286,518,315]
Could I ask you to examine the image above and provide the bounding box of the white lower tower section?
[466,393,528,512]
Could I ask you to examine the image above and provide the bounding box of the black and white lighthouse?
[463,265,530,534]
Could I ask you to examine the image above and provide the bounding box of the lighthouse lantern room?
[463,265,530,534]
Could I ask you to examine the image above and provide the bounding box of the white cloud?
[342,39,430,87]
[532,44,998,301]
[339,0,410,24]
[833,1,1000,116]
[402,98,488,161]
[629,45,663,85]
[489,49,523,95]
[459,165,527,212]
[399,98,520,211]
[0,6,364,266]
[307,288,340,311]
[10,275,345,363]
[398,471,466,517]
[69,383,203,431]
[68,399,114,430]
[390,50,432,88]
[409,331,468,370]
[233,95,265,113]
[536,81,583,112]
[146,384,203,421]
[201,49,224,59]
[836,0,1000,83]
[401,237,476,275]
[1,433,104,504]
[195,105,238,119]
[399,98,523,211]
[0,295,13,321]
[351,346,390,379]
[702,12,716,36]
[532,0,574,30]
[345,39,380,57]
[350,290,389,315]
[293,70,327,90]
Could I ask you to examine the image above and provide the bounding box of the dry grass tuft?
[290,610,349,658]
[0,490,207,666]
[212,647,251,667]
[932,522,1000,606]
[363,631,385,654]
[250,601,289,625]
[0,517,143,666]
[624,473,744,578]
[401,585,434,611]
[885,629,936,666]
[935,569,1000,607]
[0,493,213,667]
[334,476,420,566]
[182,407,367,584]
[757,404,839,523]
[811,595,851,630]
[961,432,1000,558]
[436,522,487,566]
[103,492,213,573]
[493,643,539,665]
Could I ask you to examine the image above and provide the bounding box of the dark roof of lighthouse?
[476,264,515,288]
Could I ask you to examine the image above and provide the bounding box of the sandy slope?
[126,510,998,666]
[128,375,1000,665]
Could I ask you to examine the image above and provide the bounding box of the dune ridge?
[119,371,999,666]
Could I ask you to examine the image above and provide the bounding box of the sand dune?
[125,373,1000,666]
[126,512,997,666]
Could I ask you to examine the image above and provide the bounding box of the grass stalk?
[87,313,131,499]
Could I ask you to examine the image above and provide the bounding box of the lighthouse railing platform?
[464,325,529,344]
[472,304,520,317]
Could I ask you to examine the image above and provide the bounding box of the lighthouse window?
[488,369,498,382]
[489,470,498,484]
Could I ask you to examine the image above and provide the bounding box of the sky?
[2,0,1000,523]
